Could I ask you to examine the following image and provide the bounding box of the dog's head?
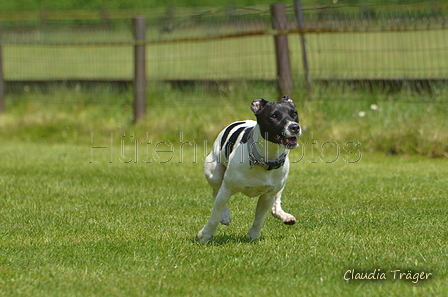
[250,96,301,149]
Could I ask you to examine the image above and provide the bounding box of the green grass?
[1,1,447,294]
[1,141,447,296]
[1,84,447,156]
[0,86,447,295]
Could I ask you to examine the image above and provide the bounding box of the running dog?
[197,96,301,243]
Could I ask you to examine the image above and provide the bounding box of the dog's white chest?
[224,165,287,197]
[241,184,276,197]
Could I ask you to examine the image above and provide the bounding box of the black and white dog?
[198,96,302,243]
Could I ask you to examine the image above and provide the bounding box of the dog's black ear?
[251,98,269,114]
[281,95,295,107]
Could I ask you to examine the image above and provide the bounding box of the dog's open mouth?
[279,136,298,148]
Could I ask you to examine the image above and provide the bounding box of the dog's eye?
[292,111,298,117]
[271,113,278,119]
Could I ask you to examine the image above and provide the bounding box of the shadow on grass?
[189,234,261,246]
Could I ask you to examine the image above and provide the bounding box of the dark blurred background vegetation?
[2,0,445,11]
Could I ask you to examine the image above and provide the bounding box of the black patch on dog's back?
[240,127,253,144]
[225,126,246,159]
[220,122,245,151]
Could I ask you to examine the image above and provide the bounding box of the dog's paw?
[247,228,261,240]
[272,211,296,225]
[197,229,212,244]
[220,207,231,226]
[283,215,296,225]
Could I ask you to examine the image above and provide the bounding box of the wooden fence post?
[40,9,49,28]
[295,0,311,90]
[100,7,111,30]
[271,3,293,98]
[0,21,4,113]
[133,17,146,124]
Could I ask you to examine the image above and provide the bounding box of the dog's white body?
[198,98,300,243]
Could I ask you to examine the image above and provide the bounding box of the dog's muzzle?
[277,122,301,149]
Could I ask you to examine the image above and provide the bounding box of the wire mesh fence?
[1,1,447,94]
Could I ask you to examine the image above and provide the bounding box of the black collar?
[247,129,288,170]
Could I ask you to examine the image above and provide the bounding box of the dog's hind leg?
[271,189,296,225]
[247,194,276,240]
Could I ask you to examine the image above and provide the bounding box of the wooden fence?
[0,3,304,121]
[0,2,447,120]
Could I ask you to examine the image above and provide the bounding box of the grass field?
[0,86,447,296]
[1,141,447,296]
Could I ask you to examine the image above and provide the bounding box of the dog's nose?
[289,123,301,134]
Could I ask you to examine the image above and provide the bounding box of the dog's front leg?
[211,189,231,226]
[271,189,296,225]
[247,194,276,240]
[198,185,233,243]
